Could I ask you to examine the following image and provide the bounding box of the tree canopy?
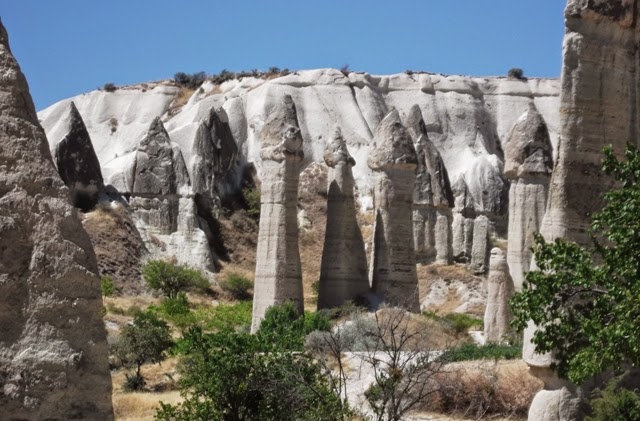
[511,144,640,384]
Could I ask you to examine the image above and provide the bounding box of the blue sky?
[1,1,566,111]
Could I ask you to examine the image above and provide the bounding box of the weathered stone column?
[318,127,370,309]
[405,105,454,265]
[484,248,515,343]
[525,1,640,419]
[251,95,304,332]
[368,109,420,311]
[504,103,553,291]
[0,19,114,420]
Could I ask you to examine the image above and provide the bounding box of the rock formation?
[484,248,515,343]
[0,19,113,420]
[525,1,640,419]
[470,215,489,273]
[50,101,104,210]
[505,103,553,290]
[368,109,420,311]
[318,127,369,309]
[405,105,454,265]
[251,95,304,331]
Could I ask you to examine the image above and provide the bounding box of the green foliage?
[507,68,524,79]
[586,377,640,421]
[511,144,640,384]
[100,275,115,297]
[242,187,261,218]
[113,312,173,391]
[256,301,331,351]
[143,259,209,299]
[161,292,191,316]
[423,311,483,336]
[440,342,521,363]
[155,327,346,421]
[173,71,207,89]
[199,301,252,332]
[219,273,253,300]
[103,82,117,92]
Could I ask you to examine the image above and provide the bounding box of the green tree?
[143,259,209,299]
[511,144,640,384]
[156,325,345,420]
[114,311,173,391]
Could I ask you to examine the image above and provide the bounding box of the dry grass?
[167,87,195,116]
[112,358,182,420]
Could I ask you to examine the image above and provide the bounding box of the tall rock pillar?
[368,109,420,311]
[405,105,454,265]
[526,1,640,419]
[0,19,113,420]
[251,95,304,332]
[483,248,515,343]
[504,103,553,290]
[318,127,369,309]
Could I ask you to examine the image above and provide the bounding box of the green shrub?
[242,187,261,218]
[142,259,209,299]
[257,301,331,351]
[125,305,143,317]
[161,292,191,316]
[219,273,253,300]
[103,82,117,92]
[587,377,640,421]
[440,342,521,362]
[422,311,483,335]
[100,275,116,297]
[173,71,207,89]
[508,67,524,79]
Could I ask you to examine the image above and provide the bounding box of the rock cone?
[0,19,113,420]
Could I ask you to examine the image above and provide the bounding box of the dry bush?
[167,87,195,116]
[426,361,541,419]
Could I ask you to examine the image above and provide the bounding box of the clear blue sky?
[1,0,566,111]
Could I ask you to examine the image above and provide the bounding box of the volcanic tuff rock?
[0,19,113,420]
[251,95,304,331]
[368,109,419,310]
[48,101,104,210]
[406,105,453,264]
[524,1,640,419]
[484,248,515,343]
[318,127,369,309]
[505,104,552,290]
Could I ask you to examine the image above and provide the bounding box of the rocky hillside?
[37,69,560,289]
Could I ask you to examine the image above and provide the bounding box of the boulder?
[251,95,304,331]
[318,127,369,309]
[0,19,113,420]
[368,109,419,311]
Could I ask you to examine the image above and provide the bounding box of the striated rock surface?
[49,101,104,210]
[318,127,369,309]
[368,109,419,310]
[470,215,490,273]
[406,105,454,264]
[505,104,553,290]
[0,19,113,420]
[251,95,304,331]
[484,248,515,343]
[524,1,640,419]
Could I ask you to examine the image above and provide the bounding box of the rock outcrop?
[368,109,420,311]
[505,103,553,290]
[405,105,454,265]
[484,248,515,343]
[251,95,304,331]
[0,19,113,420]
[48,101,105,210]
[525,1,640,419]
[318,127,370,309]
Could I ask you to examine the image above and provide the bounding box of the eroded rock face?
[0,20,113,420]
[368,109,419,311]
[251,95,304,331]
[406,105,454,264]
[505,104,553,290]
[50,101,104,210]
[318,127,369,309]
[484,248,515,343]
